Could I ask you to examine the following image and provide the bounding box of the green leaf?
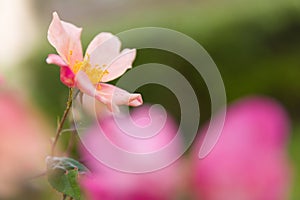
[46,156,88,173]
[48,169,81,200]
[46,157,89,200]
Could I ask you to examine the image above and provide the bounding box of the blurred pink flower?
[46,12,142,112]
[0,89,51,197]
[191,97,291,200]
[80,105,183,200]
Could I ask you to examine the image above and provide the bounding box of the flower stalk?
[51,88,73,156]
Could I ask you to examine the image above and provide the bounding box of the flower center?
[72,53,108,84]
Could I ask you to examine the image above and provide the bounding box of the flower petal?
[95,83,143,112]
[75,71,142,112]
[60,66,75,87]
[47,12,83,67]
[46,54,75,87]
[75,70,97,97]
[85,32,116,56]
[75,93,110,118]
[88,34,121,69]
[101,48,136,82]
[46,54,67,67]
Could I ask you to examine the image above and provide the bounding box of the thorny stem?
[51,88,74,156]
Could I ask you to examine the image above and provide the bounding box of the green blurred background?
[1,0,300,199]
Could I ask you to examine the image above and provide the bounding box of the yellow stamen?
[67,50,73,64]
[96,84,102,90]
[71,53,109,84]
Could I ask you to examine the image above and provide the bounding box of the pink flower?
[46,12,142,111]
[191,97,291,200]
[80,105,183,200]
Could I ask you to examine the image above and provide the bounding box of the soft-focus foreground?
[80,105,183,200]
[0,83,293,199]
[79,97,291,200]
[191,97,291,200]
[0,87,51,199]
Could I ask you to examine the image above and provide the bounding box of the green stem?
[51,88,74,156]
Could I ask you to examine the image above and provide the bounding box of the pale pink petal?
[60,66,75,87]
[75,73,142,112]
[46,54,67,68]
[76,94,110,117]
[47,12,83,67]
[85,32,116,56]
[46,54,75,87]
[75,71,97,97]
[95,83,143,112]
[89,34,121,69]
[102,49,136,82]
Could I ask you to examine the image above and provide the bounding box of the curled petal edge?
[95,83,143,112]
[46,54,67,67]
